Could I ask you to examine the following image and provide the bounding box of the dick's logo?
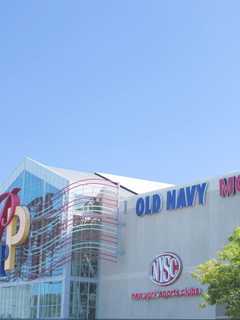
[0,188,30,276]
[150,252,182,286]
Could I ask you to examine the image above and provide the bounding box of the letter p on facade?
[5,207,30,271]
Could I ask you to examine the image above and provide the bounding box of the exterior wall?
[97,172,240,319]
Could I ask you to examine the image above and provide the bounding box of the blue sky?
[0,0,240,185]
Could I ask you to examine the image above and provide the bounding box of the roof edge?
[94,172,138,195]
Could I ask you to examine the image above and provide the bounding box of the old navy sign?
[136,182,208,216]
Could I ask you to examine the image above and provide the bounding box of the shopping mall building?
[0,157,238,319]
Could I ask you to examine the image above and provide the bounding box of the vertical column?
[61,261,71,318]
[61,190,72,319]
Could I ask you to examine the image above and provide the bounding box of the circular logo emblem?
[150,252,182,286]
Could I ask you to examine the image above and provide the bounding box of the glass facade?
[0,164,67,319]
[31,282,62,318]
[0,282,62,319]
[69,281,96,320]
[69,198,100,319]
[0,168,66,281]
[0,159,120,319]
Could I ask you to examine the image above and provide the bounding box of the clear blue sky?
[1,0,239,185]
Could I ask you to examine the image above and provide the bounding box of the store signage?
[219,175,240,197]
[0,188,30,275]
[136,182,208,216]
[151,252,182,286]
[132,252,202,302]
[0,188,21,239]
[131,287,202,300]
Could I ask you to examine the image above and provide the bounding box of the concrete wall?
[96,172,240,319]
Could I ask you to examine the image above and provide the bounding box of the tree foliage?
[192,227,240,319]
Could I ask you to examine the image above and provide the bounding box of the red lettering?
[235,176,240,192]
[180,289,185,296]
[131,288,203,301]
[196,288,202,296]
[190,288,196,296]
[131,293,137,300]
[143,293,148,300]
[219,177,235,197]
[152,292,158,299]
[146,292,153,300]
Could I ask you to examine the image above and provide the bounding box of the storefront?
[0,158,238,319]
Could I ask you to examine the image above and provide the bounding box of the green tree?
[193,227,240,319]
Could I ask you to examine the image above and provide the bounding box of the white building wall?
[97,172,240,319]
